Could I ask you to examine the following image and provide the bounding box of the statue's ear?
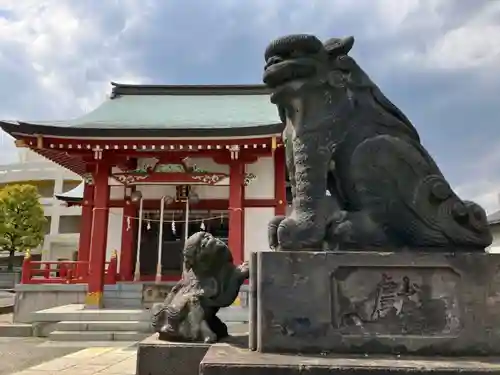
[324,36,355,57]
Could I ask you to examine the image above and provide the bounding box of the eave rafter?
[8,131,283,178]
[30,147,87,176]
[15,135,283,153]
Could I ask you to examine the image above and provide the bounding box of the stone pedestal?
[136,333,248,375]
[136,335,211,375]
[201,343,500,375]
[250,251,500,355]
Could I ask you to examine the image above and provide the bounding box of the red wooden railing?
[20,250,119,285]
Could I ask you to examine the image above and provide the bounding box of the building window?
[61,180,81,194]
[44,216,52,235]
[36,181,55,198]
[58,215,81,234]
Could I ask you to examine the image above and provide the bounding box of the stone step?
[218,307,249,323]
[0,323,32,337]
[32,304,150,322]
[32,304,248,324]
[49,330,150,341]
[55,320,152,332]
[201,345,500,375]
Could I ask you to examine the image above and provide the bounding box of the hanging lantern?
[130,190,143,203]
[188,192,200,205]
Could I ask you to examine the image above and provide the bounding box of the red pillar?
[119,199,137,281]
[274,146,287,216]
[85,162,110,309]
[77,183,94,277]
[228,160,244,264]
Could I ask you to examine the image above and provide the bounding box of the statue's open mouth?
[263,57,317,89]
[262,34,325,101]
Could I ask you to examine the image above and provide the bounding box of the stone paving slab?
[10,346,137,375]
[0,337,86,375]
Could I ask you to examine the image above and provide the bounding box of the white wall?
[106,208,123,263]
[195,185,229,199]
[245,157,274,199]
[244,207,274,260]
[1,150,83,261]
[110,185,125,200]
[488,225,500,253]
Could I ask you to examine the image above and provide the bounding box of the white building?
[0,149,82,261]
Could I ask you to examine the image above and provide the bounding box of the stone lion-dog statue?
[151,231,249,343]
[264,34,492,252]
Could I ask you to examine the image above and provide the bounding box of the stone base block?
[251,251,500,355]
[0,323,32,337]
[201,344,500,375]
[136,335,210,375]
[136,334,248,375]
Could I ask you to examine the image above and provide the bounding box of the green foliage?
[0,184,47,269]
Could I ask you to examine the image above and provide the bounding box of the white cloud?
[387,1,500,72]
[456,180,500,215]
[0,0,154,163]
[0,0,497,220]
[453,139,500,214]
[424,4,500,70]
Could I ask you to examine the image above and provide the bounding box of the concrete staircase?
[30,303,249,341]
[31,304,152,341]
[49,321,151,341]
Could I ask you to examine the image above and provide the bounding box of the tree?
[0,184,47,270]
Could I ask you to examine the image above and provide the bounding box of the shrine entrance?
[135,209,229,281]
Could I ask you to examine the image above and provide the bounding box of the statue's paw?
[277,217,322,250]
[238,261,249,278]
[326,211,389,249]
[159,323,175,334]
[268,215,286,250]
[204,332,218,343]
[332,221,354,243]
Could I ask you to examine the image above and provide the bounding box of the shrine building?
[0,83,286,309]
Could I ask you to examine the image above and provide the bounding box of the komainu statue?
[263,34,492,252]
[151,232,249,342]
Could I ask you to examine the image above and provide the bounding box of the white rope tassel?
[171,212,176,234]
[92,207,228,223]
[200,220,206,231]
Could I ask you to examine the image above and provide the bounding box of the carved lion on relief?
[151,231,248,343]
[263,34,492,251]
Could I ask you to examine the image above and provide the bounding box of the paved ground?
[0,292,14,314]
[8,345,137,375]
[0,291,14,306]
[0,337,93,375]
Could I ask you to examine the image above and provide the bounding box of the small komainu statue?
[264,34,492,252]
[151,232,249,343]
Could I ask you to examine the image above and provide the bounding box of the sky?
[0,0,499,212]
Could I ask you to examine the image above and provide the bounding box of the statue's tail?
[351,135,492,249]
[411,175,492,248]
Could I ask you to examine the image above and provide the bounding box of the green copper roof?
[1,84,283,138]
[67,93,279,129]
[54,181,84,202]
